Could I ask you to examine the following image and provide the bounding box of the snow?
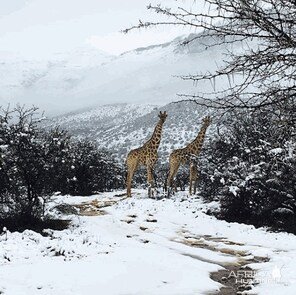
[269,148,283,155]
[1,189,296,294]
[229,185,239,196]
[47,101,212,162]
[0,33,244,116]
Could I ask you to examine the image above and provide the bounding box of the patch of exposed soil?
[146,218,157,223]
[208,256,269,295]
[71,196,128,216]
[174,232,269,295]
[121,219,134,224]
[73,201,107,216]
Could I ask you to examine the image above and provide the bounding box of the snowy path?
[1,189,296,295]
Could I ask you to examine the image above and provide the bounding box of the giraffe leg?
[166,162,180,197]
[147,164,155,198]
[193,179,197,195]
[126,159,138,197]
[189,175,193,196]
[193,172,198,195]
[173,178,178,192]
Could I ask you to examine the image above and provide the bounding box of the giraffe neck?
[145,120,164,150]
[186,124,209,156]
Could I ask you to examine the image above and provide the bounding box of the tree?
[66,141,124,196]
[0,107,72,224]
[124,1,296,232]
[198,108,296,233]
[0,106,125,230]
[124,0,296,117]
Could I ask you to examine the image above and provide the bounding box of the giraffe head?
[202,116,211,127]
[158,111,168,123]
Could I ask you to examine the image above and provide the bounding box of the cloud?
[0,0,195,58]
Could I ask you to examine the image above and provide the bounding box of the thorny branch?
[124,0,296,116]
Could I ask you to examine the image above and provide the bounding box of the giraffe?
[166,116,211,195]
[126,111,168,197]
[189,159,198,195]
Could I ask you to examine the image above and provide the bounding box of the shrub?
[66,141,124,196]
[0,107,66,223]
[199,108,296,233]
[0,107,125,230]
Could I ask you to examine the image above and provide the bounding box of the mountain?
[0,47,113,115]
[4,32,244,158]
[0,33,240,115]
[49,101,213,163]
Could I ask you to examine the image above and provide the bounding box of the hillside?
[0,33,239,115]
[49,101,213,162]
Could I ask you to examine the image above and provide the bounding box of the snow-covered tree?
[125,0,296,232]
[0,107,71,224]
[0,107,124,230]
[125,0,296,116]
[199,108,296,233]
[65,141,124,196]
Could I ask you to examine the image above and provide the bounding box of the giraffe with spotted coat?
[126,111,168,197]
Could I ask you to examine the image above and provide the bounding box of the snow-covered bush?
[154,163,169,190]
[65,141,124,196]
[174,166,189,191]
[0,107,72,226]
[0,107,124,230]
[131,166,148,189]
[199,108,296,233]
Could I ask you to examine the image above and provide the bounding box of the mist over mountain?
[0,33,239,116]
[2,32,244,161]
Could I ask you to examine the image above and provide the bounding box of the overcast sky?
[0,0,196,58]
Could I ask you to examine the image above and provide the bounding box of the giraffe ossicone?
[126,111,168,197]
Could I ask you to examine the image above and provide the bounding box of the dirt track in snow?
[71,195,269,295]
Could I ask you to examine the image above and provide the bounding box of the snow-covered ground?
[1,189,296,295]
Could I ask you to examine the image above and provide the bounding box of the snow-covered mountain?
[3,32,242,157]
[49,101,213,162]
[0,47,113,115]
[0,33,237,115]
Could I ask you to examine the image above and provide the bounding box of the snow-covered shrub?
[132,166,148,189]
[174,165,189,191]
[154,163,169,190]
[199,108,296,233]
[64,141,124,196]
[0,107,124,230]
[0,107,71,225]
